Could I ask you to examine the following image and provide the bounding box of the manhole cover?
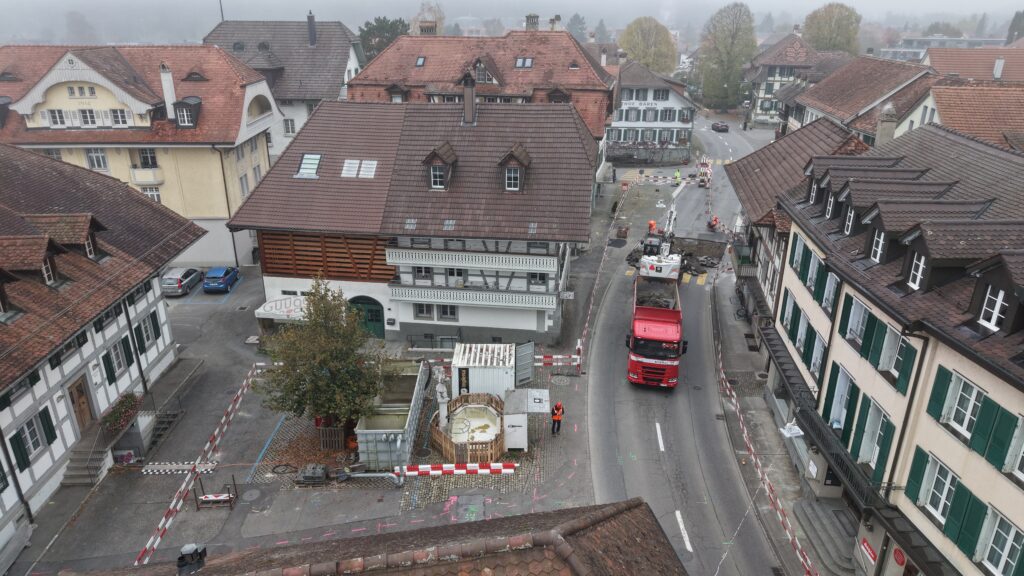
[415,448,431,458]
[756,372,768,380]
[551,375,570,386]
[242,489,261,502]
[237,306,249,311]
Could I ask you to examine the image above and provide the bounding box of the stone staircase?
[793,498,857,576]
[61,446,109,486]
[148,410,183,452]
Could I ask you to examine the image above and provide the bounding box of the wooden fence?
[430,393,505,463]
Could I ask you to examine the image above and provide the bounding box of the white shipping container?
[451,343,517,398]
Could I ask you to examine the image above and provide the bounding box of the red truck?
[627,274,687,387]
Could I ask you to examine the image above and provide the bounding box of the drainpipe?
[214,145,240,267]
[0,436,33,524]
[122,294,153,411]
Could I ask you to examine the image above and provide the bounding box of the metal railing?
[386,247,558,273]
[390,284,558,310]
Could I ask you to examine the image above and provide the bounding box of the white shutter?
[39,110,49,127]
[127,112,135,127]
[101,109,111,127]
[69,110,80,127]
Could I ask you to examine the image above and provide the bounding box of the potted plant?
[102,393,143,435]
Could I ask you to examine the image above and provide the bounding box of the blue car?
[202,266,239,293]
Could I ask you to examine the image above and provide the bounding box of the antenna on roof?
[218,0,224,22]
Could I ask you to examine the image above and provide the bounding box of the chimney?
[549,15,561,31]
[588,32,596,43]
[307,11,317,46]
[419,20,437,35]
[875,102,897,146]
[159,63,176,120]
[793,24,801,35]
[525,14,539,31]
[601,48,607,67]
[461,73,476,124]
[994,56,1005,80]
[866,47,874,55]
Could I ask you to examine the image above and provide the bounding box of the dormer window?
[41,256,56,286]
[475,63,494,83]
[515,57,533,68]
[907,251,926,289]
[430,165,446,189]
[979,284,1008,330]
[825,193,835,219]
[184,72,207,81]
[85,233,97,260]
[870,229,885,263]
[232,42,245,52]
[505,167,521,191]
[176,107,193,126]
[808,182,818,204]
[258,41,271,52]
[843,206,855,235]
[569,61,580,70]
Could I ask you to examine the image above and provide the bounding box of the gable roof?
[0,44,265,145]
[796,57,932,123]
[203,18,364,100]
[929,81,1024,150]
[0,144,203,387]
[924,47,1024,81]
[847,73,941,136]
[69,498,686,576]
[228,101,597,243]
[582,42,621,66]
[753,33,819,67]
[618,59,671,88]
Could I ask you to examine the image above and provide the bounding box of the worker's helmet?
[555,402,562,408]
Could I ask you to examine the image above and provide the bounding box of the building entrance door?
[350,296,385,338]
[69,376,92,430]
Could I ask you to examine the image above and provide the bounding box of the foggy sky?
[1,0,1019,45]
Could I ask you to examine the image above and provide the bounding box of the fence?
[430,393,505,463]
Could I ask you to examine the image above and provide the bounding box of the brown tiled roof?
[929,82,1024,149]
[67,498,687,576]
[808,156,907,181]
[803,51,854,82]
[775,81,808,106]
[925,47,1024,81]
[848,73,941,135]
[871,199,991,233]
[582,42,621,65]
[0,144,204,387]
[20,213,102,245]
[725,118,863,225]
[842,179,956,210]
[753,34,818,67]
[796,57,932,122]
[228,101,596,243]
[618,60,671,88]
[203,19,364,100]
[908,220,1024,262]
[0,44,266,145]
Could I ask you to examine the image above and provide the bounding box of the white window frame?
[868,409,889,468]
[141,186,161,203]
[908,251,926,289]
[85,234,97,259]
[949,373,984,438]
[810,333,825,380]
[48,109,66,126]
[249,138,258,153]
[43,149,62,161]
[879,329,906,375]
[825,193,835,218]
[438,304,458,321]
[844,205,855,235]
[17,416,44,457]
[430,165,446,189]
[505,167,521,191]
[413,303,434,320]
[296,153,321,177]
[111,109,128,125]
[283,118,296,135]
[806,254,821,289]
[235,145,245,161]
[808,182,817,204]
[822,273,839,313]
[80,108,96,126]
[110,340,128,374]
[828,366,855,429]
[140,314,158,348]
[847,298,869,342]
[41,257,56,285]
[795,315,809,351]
[176,107,193,126]
[528,272,547,286]
[983,512,1023,576]
[239,174,250,198]
[980,285,1008,331]
[253,164,262,182]
[781,291,795,330]
[138,148,157,168]
[924,457,959,522]
[86,148,107,171]
[413,266,432,280]
[870,229,885,263]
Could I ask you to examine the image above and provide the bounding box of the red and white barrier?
[134,363,263,566]
[396,462,518,477]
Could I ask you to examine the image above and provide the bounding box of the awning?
[254,296,306,322]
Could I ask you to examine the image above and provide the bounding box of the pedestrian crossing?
[625,269,708,285]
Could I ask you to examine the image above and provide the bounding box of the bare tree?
[803,3,862,55]
[482,18,505,37]
[619,17,678,75]
[698,3,757,110]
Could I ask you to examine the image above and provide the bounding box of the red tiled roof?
[20,213,100,245]
[925,47,1024,81]
[796,57,931,122]
[752,34,818,67]
[847,73,941,135]
[930,82,1024,149]
[0,44,266,145]
[0,144,204,387]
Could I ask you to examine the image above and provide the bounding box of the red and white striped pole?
[395,462,518,477]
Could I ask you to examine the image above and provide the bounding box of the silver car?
[160,267,202,296]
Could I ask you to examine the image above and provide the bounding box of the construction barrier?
[395,462,518,476]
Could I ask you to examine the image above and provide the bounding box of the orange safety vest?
[552,406,564,421]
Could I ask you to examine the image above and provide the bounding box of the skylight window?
[296,153,322,178]
[341,159,360,177]
[416,56,426,67]
[405,218,417,230]
[443,219,456,231]
[514,57,534,68]
[358,160,377,178]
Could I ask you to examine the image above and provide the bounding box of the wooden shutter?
[813,265,828,303]
[149,310,161,341]
[39,407,57,445]
[121,336,134,367]
[788,307,802,342]
[134,324,144,353]
[0,465,7,492]
[837,295,853,337]
[798,250,811,283]
[859,314,878,359]
[895,343,916,395]
[871,419,895,485]
[841,384,860,446]
[821,362,839,419]
[802,332,815,367]
[943,483,975,542]
[780,290,790,325]
[789,234,800,267]
[927,366,953,421]
[985,409,1019,469]
[102,352,116,384]
[849,400,871,457]
[956,494,988,557]
[10,434,29,471]
[969,397,999,456]
[94,317,105,333]
[868,323,887,368]
[905,447,929,504]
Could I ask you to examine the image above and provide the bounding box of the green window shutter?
[905,447,929,504]
[121,336,134,367]
[871,419,895,485]
[789,307,802,342]
[802,332,815,367]
[102,352,116,384]
[0,465,7,492]
[133,324,144,352]
[943,483,975,542]
[868,323,887,368]
[9,434,29,471]
[149,310,160,340]
[789,234,800,267]
[821,362,839,419]
[799,250,812,283]
[969,397,999,456]
[841,384,860,446]
[817,346,830,388]
[859,314,878,359]
[813,265,828,303]
[779,290,790,325]
[850,400,871,456]
[39,407,57,445]
[0,394,10,410]
[895,344,916,395]
[956,494,988,557]
[93,318,104,333]
[837,295,853,337]
[927,366,953,421]
[985,408,1019,469]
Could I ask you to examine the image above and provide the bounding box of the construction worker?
[551,402,564,435]
[674,169,681,185]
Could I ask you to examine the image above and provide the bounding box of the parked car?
[741,100,751,109]
[202,266,240,293]
[711,122,730,132]
[160,268,202,296]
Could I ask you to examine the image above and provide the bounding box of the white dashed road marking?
[676,510,694,552]
[656,422,665,452]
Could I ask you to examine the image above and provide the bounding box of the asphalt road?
[589,117,780,575]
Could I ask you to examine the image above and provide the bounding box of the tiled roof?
[929,82,1024,149]
[203,18,363,100]
[783,124,1024,387]
[725,118,863,225]
[871,199,991,233]
[618,60,671,88]
[925,47,1024,81]
[842,179,956,210]
[20,213,101,245]
[228,101,597,243]
[0,44,266,145]
[69,498,687,576]
[796,57,932,122]
[774,81,807,106]
[753,34,819,67]
[803,51,853,82]
[582,42,621,65]
[0,144,204,387]
[808,156,906,181]
[847,73,941,135]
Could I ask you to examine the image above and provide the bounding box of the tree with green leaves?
[566,13,587,42]
[594,19,611,43]
[257,277,393,426]
[444,22,463,36]
[803,3,862,55]
[1007,11,1024,45]
[359,16,409,61]
[923,21,962,37]
[698,3,757,110]
[619,17,678,74]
